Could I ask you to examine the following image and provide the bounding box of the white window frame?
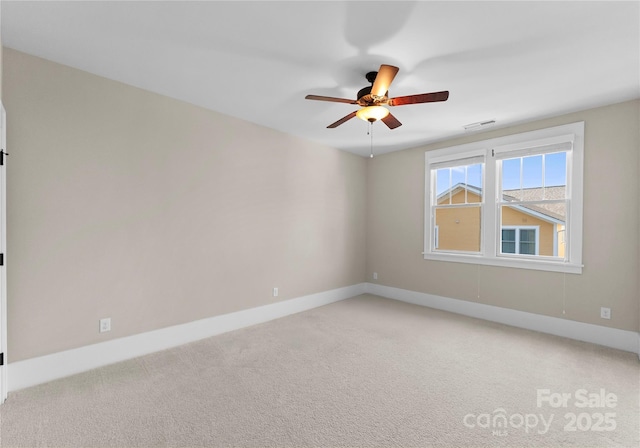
[424,122,584,274]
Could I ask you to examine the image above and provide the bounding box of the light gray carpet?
[0,294,638,447]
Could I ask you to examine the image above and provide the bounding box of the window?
[501,227,539,255]
[433,159,483,253]
[424,122,584,274]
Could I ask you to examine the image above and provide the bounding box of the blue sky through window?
[436,164,482,196]
[436,152,567,196]
[502,152,567,190]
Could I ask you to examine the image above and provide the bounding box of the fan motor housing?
[357,71,388,106]
[357,86,373,103]
[357,87,389,106]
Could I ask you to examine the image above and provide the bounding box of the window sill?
[422,252,583,274]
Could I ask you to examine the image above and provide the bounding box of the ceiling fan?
[305,64,449,130]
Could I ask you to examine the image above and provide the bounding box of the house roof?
[438,183,566,223]
[503,187,566,222]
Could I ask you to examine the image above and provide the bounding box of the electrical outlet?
[99,318,111,333]
[600,307,611,320]
[373,272,378,280]
[273,287,278,297]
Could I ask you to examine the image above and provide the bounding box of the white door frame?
[0,103,7,403]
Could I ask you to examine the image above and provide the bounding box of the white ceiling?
[2,1,639,157]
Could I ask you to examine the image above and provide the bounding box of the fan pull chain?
[369,122,374,158]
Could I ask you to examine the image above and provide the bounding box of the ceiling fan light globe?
[356,106,390,122]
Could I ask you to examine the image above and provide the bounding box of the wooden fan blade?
[381,113,402,129]
[305,94,357,105]
[327,111,358,128]
[388,91,449,106]
[371,64,399,97]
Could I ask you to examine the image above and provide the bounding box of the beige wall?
[3,49,367,362]
[3,46,639,365]
[367,99,640,331]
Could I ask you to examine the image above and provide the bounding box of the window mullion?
[464,166,468,203]
[519,157,523,200]
[484,149,496,258]
[541,154,546,200]
[564,198,571,261]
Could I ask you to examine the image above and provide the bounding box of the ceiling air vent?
[464,120,496,131]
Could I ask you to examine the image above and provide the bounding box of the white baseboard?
[9,281,638,392]
[8,283,367,392]
[366,283,640,357]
